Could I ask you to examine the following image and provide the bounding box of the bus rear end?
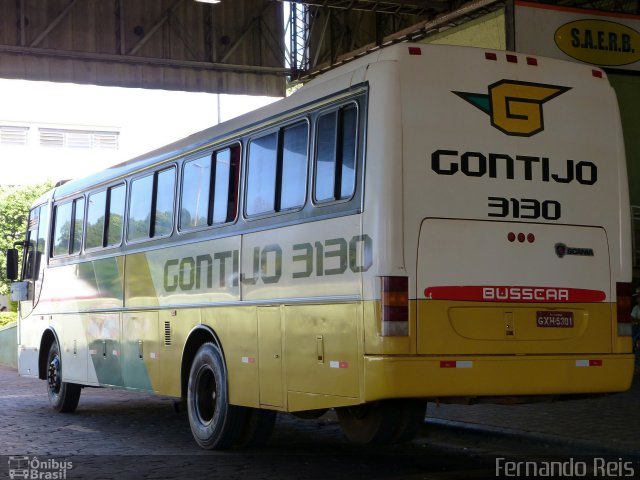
[360,44,633,406]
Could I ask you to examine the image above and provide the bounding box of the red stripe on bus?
[424,286,606,303]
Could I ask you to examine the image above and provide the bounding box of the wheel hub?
[48,356,61,394]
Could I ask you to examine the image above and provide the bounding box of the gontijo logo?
[454,80,571,137]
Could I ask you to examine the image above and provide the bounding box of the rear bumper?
[363,354,634,401]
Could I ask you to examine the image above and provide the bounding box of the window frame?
[312,101,360,207]
[51,196,85,258]
[178,142,242,234]
[126,165,177,245]
[84,183,126,252]
[244,119,310,221]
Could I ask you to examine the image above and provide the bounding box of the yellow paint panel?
[258,307,283,407]
[201,306,259,407]
[363,354,634,401]
[418,300,613,354]
[363,300,416,355]
[284,303,360,399]
[155,309,200,397]
[125,252,159,308]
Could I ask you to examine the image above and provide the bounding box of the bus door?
[20,204,49,317]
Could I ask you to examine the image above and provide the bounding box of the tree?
[0,181,54,299]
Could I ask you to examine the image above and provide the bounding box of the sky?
[0,79,279,185]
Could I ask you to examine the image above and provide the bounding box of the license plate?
[536,311,574,328]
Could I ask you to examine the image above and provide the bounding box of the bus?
[6,43,634,449]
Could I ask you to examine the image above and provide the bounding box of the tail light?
[381,276,409,336]
[616,282,632,336]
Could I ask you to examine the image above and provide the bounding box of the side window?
[52,197,85,257]
[281,123,308,210]
[23,207,40,280]
[314,103,358,203]
[246,133,277,216]
[246,122,308,217]
[128,167,176,242]
[106,184,125,247]
[180,155,211,230]
[71,198,84,254]
[53,202,73,256]
[212,147,240,224]
[85,190,107,250]
[180,146,240,230]
[128,174,153,241]
[85,184,125,250]
[155,168,175,237]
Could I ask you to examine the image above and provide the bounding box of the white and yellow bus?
[6,43,635,449]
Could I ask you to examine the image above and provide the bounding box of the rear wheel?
[234,408,277,448]
[337,400,426,445]
[46,341,81,413]
[187,342,245,449]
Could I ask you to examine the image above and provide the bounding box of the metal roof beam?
[30,0,80,48]
[0,44,291,76]
[277,0,444,16]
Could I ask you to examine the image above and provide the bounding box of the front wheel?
[46,341,81,413]
[187,342,245,449]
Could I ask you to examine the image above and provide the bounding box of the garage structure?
[0,0,638,280]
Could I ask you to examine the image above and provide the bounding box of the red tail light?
[381,276,409,336]
[616,282,632,337]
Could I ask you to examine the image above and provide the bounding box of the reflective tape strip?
[576,359,602,367]
[241,357,256,364]
[330,361,349,369]
[440,360,473,368]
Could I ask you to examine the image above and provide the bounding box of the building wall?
[0,323,17,368]
[608,73,640,207]
[423,10,506,50]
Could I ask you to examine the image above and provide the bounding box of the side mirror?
[6,249,19,281]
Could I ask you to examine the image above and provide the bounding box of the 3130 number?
[488,197,561,220]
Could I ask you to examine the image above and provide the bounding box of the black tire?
[337,400,426,445]
[234,408,277,448]
[391,400,427,444]
[46,341,81,413]
[187,342,245,450]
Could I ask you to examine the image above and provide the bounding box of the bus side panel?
[155,309,196,397]
[240,215,363,410]
[17,315,46,378]
[125,236,242,309]
[53,314,88,384]
[201,306,260,408]
[86,312,123,387]
[284,303,361,404]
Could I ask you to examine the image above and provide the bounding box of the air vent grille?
[164,321,172,346]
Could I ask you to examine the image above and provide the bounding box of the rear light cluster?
[381,276,409,336]
[507,232,535,243]
[483,50,604,79]
[485,52,538,65]
[616,282,632,337]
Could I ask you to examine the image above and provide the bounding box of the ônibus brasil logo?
[454,80,571,137]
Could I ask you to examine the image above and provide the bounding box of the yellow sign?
[555,19,640,66]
